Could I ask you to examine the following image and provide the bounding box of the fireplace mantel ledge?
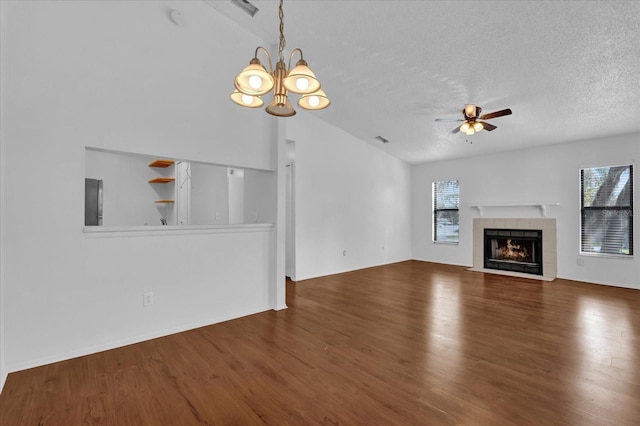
[470,203,559,217]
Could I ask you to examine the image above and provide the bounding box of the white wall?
[0,0,283,377]
[412,133,639,289]
[190,162,229,225]
[287,112,413,281]
[244,169,277,225]
[227,168,245,225]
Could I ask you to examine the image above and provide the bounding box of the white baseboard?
[0,369,7,396]
[5,305,270,376]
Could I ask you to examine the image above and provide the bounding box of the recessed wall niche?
[85,148,275,227]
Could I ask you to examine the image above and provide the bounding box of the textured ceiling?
[206,0,640,164]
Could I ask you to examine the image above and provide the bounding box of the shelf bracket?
[540,204,548,217]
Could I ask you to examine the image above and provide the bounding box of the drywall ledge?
[83,223,274,238]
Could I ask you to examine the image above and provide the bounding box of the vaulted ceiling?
[206,0,640,164]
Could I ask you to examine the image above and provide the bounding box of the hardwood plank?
[1,261,639,425]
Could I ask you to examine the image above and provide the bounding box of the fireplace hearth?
[484,229,543,275]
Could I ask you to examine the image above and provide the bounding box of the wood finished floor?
[1,261,639,425]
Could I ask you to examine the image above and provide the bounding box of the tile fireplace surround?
[470,218,557,281]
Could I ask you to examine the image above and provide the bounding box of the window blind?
[433,180,459,243]
[580,164,633,256]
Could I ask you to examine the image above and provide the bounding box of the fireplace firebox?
[484,229,543,276]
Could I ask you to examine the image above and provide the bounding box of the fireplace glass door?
[484,229,543,275]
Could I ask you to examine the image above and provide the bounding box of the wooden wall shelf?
[148,160,175,168]
[148,177,175,184]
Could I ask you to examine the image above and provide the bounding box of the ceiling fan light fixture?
[230,0,329,117]
[465,104,476,118]
[436,104,512,136]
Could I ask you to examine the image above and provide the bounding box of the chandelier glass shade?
[234,59,274,96]
[230,0,330,117]
[230,89,264,108]
[298,88,330,110]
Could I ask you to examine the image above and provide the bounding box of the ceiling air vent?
[375,136,390,144]
[231,0,259,17]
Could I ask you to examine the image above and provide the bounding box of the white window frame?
[433,179,459,244]
[580,163,633,258]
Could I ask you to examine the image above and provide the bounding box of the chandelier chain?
[278,0,286,62]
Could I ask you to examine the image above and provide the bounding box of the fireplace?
[484,229,543,275]
[472,218,556,281]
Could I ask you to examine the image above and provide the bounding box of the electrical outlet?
[576,258,584,266]
[143,292,154,307]
[215,212,221,221]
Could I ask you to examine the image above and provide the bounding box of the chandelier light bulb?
[230,89,263,108]
[298,89,330,110]
[473,122,483,132]
[460,122,470,132]
[307,95,320,107]
[296,77,309,92]
[466,127,475,136]
[242,94,255,105]
[248,75,263,90]
[283,58,320,94]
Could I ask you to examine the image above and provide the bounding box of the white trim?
[5,305,271,375]
[0,0,8,396]
[470,203,559,217]
[579,163,633,258]
[83,223,274,238]
[85,146,275,174]
[579,160,634,170]
[432,179,460,243]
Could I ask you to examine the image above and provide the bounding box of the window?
[433,180,459,243]
[580,164,633,256]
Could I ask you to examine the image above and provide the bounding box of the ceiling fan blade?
[435,118,464,122]
[451,125,462,134]
[480,122,497,131]
[479,108,512,120]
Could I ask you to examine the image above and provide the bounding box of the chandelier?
[230,0,330,117]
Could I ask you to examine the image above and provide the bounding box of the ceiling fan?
[435,104,512,135]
